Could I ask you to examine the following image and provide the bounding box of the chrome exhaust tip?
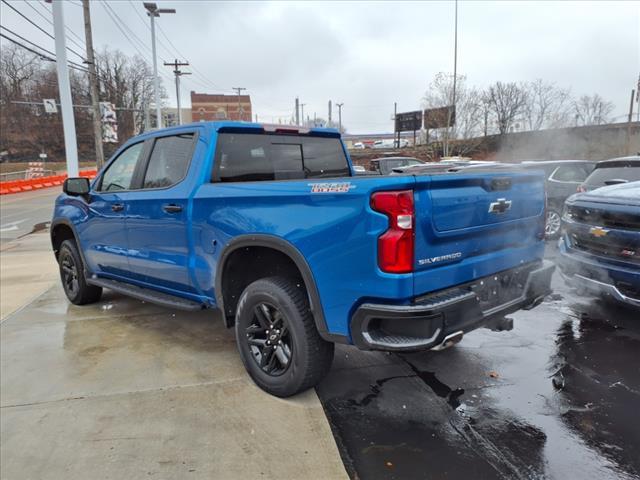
[431,330,464,351]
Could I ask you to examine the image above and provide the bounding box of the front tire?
[235,276,334,397]
[58,239,102,305]
[545,208,562,239]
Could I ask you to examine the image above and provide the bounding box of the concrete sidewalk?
[0,230,58,320]
[0,233,347,479]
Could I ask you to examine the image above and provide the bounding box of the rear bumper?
[558,238,640,308]
[350,260,555,351]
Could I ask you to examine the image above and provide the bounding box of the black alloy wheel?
[57,239,102,305]
[245,302,293,376]
[60,250,80,298]
[234,276,334,397]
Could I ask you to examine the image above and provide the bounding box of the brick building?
[190,91,252,122]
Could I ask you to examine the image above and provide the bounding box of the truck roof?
[133,121,341,142]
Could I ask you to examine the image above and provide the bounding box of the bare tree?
[573,94,615,126]
[423,73,485,155]
[1,44,162,162]
[95,48,162,143]
[485,81,528,135]
[0,44,42,100]
[522,79,572,130]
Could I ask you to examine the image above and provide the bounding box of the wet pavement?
[0,284,347,480]
[2,234,638,479]
[316,245,640,479]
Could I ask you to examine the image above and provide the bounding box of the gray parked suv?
[522,160,595,238]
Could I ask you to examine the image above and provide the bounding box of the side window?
[99,142,144,192]
[551,166,589,182]
[142,134,194,189]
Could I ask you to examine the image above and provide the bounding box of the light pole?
[51,0,78,176]
[444,0,458,157]
[336,103,344,132]
[144,2,175,129]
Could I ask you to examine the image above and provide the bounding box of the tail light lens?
[370,190,414,273]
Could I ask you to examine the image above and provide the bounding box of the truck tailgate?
[413,169,546,296]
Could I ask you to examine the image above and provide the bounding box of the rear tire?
[58,239,102,305]
[235,276,334,397]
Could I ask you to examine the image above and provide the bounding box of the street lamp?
[144,2,175,129]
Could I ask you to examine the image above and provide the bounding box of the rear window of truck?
[213,133,350,182]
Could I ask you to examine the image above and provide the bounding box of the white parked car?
[372,140,395,149]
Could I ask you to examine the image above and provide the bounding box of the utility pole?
[328,100,332,127]
[164,59,190,125]
[300,103,306,126]
[145,3,175,129]
[232,87,247,121]
[51,0,78,176]
[336,103,343,132]
[82,0,104,169]
[295,97,300,125]
[627,89,635,155]
[393,102,398,148]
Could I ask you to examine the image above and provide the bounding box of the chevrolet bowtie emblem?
[488,198,512,214]
[589,226,609,238]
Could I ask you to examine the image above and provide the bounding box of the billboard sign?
[424,105,455,129]
[395,110,422,132]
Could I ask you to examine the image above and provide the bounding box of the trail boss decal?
[309,182,355,193]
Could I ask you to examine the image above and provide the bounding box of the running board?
[87,277,206,311]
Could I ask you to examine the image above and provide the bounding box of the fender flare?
[50,219,90,273]
[215,234,347,344]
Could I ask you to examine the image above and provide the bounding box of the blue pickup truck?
[51,122,554,396]
[559,181,640,308]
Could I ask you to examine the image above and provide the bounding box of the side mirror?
[63,177,90,196]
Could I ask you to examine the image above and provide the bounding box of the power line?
[0,32,91,76]
[103,1,152,55]
[0,25,111,82]
[23,0,86,53]
[99,1,173,85]
[0,31,54,61]
[0,0,86,62]
[0,24,57,58]
[123,0,229,93]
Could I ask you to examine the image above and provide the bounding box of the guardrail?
[0,169,97,195]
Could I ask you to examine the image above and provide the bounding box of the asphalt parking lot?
[317,245,640,479]
[1,230,638,480]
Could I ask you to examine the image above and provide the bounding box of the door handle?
[111,203,124,212]
[162,203,183,214]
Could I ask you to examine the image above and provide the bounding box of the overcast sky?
[1,0,638,133]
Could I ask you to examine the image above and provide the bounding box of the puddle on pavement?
[317,275,640,479]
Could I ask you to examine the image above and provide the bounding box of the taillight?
[370,190,414,273]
